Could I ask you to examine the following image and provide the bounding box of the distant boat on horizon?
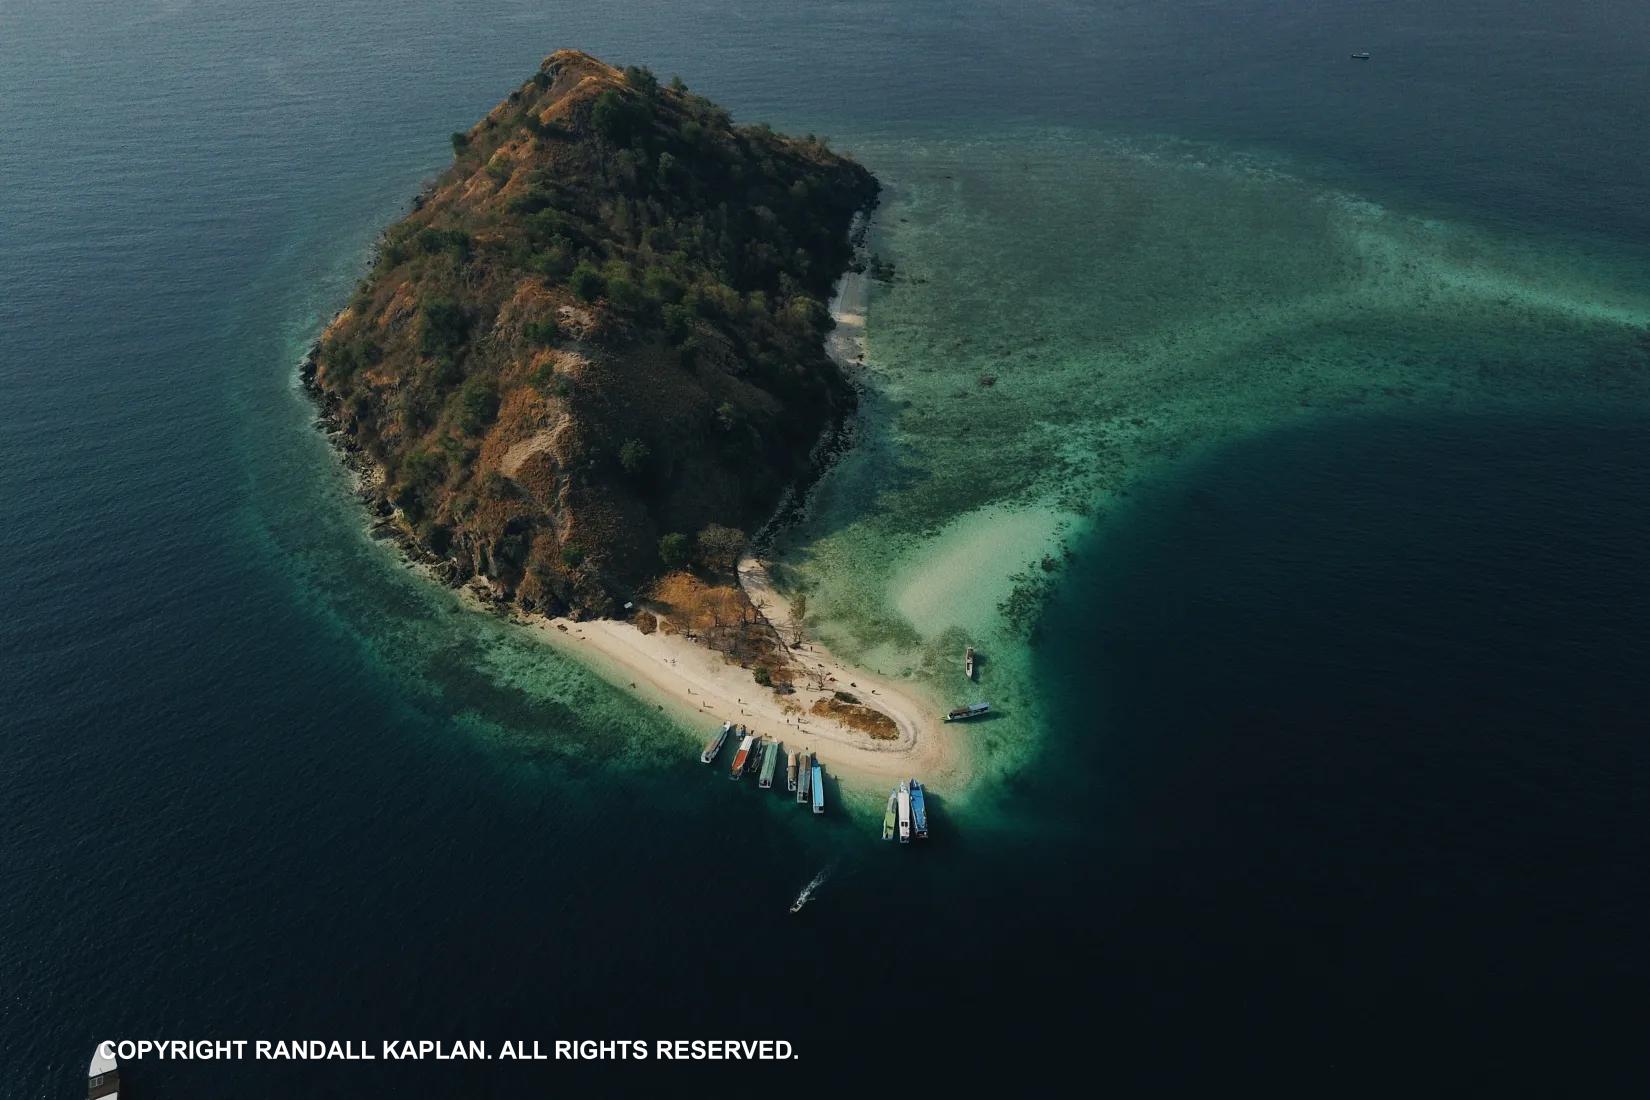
[1351,51,1371,60]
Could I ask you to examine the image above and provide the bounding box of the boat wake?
[790,865,833,913]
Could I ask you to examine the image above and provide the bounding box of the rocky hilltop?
[306,50,877,617]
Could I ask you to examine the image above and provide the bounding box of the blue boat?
[811,762,825,815]
[909,779,929,839]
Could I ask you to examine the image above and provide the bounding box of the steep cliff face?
[307,50,878,616]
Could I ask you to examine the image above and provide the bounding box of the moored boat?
[882,788,898,840]
[943,701,991,722]
[797,752,812,804]
[786,751,799,792]
[910,779,929,839]
[758,739,781,788]
[965,646,976,680]
[88,1045,119,1099]
[701,721,732,764]
[730,730,754,779]
[897,781,911,843]
[811,761,825,815]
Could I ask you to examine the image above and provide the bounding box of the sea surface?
[3,0,1647,1092]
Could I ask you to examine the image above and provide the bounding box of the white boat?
[89,1046,119,1099]
[965,646,976,680]
[897,781,912,844]
[700,721,732,764]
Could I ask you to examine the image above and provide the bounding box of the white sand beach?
[521,588,968,790]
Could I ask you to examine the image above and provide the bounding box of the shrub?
[419,300,470,356]
[450,131,470,154]
[530,361,572,398]
[753,667,772,687]
[560,543,586,568]
[451,378,499,435]
[400,448,446,492]
[662,303,694,343]
[414,227,470,259]
[523,316,559,346]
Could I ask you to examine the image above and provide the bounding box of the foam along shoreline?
[510,261,969,793]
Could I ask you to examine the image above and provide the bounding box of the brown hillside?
[305,50,878,617]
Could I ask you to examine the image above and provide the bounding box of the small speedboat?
[1351,51,1371,60]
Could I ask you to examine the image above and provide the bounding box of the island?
[306,50,965,789]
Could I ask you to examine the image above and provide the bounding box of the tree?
[658,532,690,569]
[602,262,642,311]
[643,266,683,305]
[789,594,808,644]
[618,438,651,475]
[590,89,650,146]
[623,65,659,99]
[450,131,470,154]
[569,261,604,302]
[696,524,746,572]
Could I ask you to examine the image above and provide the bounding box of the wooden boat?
[729,730,754,779]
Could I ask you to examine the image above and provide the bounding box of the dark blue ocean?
[3,1,1647,1093]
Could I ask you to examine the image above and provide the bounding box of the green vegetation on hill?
[308,50,878,617]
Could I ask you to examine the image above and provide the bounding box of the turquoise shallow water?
[3,0,1648,1090]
